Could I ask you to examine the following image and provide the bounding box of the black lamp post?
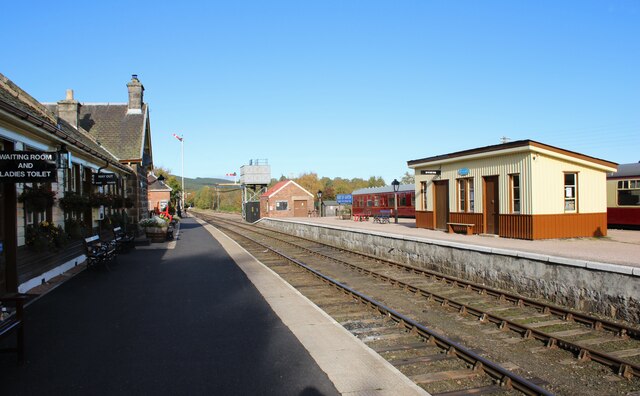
[57,144,69,169]
[391,179,400,224]
[317,190,323,217]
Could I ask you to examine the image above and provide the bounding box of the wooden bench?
[373,210,391,224]
[84,235,116,269]
[113,226,135,251]
[0,294,29,363]
[447,222,475,235]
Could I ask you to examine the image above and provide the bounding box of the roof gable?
[262,180,314,198]
[77,103,149,161]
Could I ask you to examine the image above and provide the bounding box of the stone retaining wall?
[261,218,640,323]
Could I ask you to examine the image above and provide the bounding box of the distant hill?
[175,176,237,191]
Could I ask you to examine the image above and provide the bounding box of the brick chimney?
[57,89,80,129]
[126,74,144,114]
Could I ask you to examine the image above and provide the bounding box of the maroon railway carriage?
[352,184,416,218]
[607,163,640,229]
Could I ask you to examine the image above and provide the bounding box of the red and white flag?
[172,133,183,142]
[226,172,237,177]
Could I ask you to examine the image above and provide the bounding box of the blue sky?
[2,1,638,184]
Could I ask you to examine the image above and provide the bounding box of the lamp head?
[392,179,400,192]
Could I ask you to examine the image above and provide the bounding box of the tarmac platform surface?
[1,215,427,396]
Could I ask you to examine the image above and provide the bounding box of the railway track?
[195,212,640,395]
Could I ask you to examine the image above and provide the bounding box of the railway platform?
[0,215,427,396]
[286,215,640,269]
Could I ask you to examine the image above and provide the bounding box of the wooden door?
[293,200,307,217]
[484,176,499,235]
[434,181,449,230]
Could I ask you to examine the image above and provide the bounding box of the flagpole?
[181,135,184,213]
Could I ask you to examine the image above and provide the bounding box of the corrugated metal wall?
[414,152,531,215]
[530,153,607,214]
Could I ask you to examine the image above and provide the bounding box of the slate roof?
[147,174,172,191]
[0,73,130,174]
[78,103,148,161]
[608,163,640,179]
[43,102,148,161]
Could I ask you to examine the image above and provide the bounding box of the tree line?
[157,167,414,213]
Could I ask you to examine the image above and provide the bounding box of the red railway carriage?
[352,184,416,218]
[607,163,640,229]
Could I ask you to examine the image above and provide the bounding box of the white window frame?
[511,174,521,214]
[564,173,577,212]
[275,200,288,211]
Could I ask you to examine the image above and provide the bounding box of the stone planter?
[145,226,168,243]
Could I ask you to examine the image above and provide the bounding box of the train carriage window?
[618,179,640,206]
[374,196,379,207]
[400,193,407,206]
[366,198,373,207]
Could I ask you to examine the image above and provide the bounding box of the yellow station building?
[408,140,617,240]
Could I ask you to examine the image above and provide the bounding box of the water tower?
[240,159,271,221]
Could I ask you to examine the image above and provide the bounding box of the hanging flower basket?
[18,186,56,212]
[89,192,114,208]
[59,192,90,212]
[112,195,125,209]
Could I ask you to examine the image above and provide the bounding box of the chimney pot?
[126,75,144,113]
[58,89,80,129]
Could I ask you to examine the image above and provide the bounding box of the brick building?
[148,174,172,213]
[260,180,314,218]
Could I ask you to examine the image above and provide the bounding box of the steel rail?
[215,221,555,396]
[201,214,640,379]
[249,219,638,339]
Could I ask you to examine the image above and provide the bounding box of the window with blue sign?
[457,178,474,212]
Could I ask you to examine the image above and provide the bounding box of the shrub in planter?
[105,212,126,228]
[18,186,56,212]
[139,216,169,243]
[64,218,86,239]
[26,221,69,251]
